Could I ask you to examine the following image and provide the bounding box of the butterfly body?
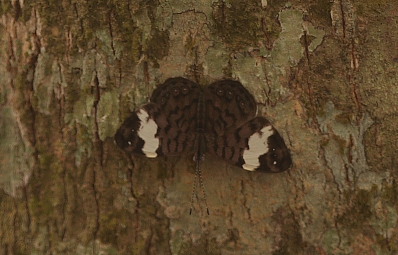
[115,77,292,173]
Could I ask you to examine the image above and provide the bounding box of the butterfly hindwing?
[204,81,291,172]
[207,117,291,172]
[235,117,291,172]
[114,103,164,157]
[115,77,201,157]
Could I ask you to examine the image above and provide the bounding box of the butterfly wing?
[204,80,292,172]
[115,77,201,157]
[114,103,163,157]
[209,116,292,172]
[204,80,257,136]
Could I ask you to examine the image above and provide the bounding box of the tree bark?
[0,0,397,254]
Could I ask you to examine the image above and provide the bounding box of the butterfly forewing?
[234,117,291,172]
[204,81,291,172]
[150,77,201,156]
[204,80,257,136]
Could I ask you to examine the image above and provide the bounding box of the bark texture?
[0,0,397,254]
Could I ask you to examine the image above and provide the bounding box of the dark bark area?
[0,0,397,254]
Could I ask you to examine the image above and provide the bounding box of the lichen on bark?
[1,0,398,254]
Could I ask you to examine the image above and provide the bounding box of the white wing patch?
[137,109,159,158]
[242,125,274,171]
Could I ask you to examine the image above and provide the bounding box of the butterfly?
[115,77,292,173]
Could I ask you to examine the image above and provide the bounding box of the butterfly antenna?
[196,156,210,215]
[189,164,198,215]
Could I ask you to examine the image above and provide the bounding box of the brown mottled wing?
[204,80,257,135]
[209,116,292,172]
[115,77,200,157]
[150,77,201,156]
[204,80,292,172]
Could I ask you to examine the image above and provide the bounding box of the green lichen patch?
[0,0,32,21]
[375,231,398,254]
[294,38,355,119]
[0,107,34,196]
[337,189,374,229]
[382,180,398,207]
[305,0,333,27]
[73,94,95,128]
[28,161,66,228]
[353,2,398,176]
[300,33,316,49]
[204,44,230,78]
[212,0,286,51]
[334,185,398,253]
[363,117,398,175]
[334,112,353,125]
[97,91,119,141]
[99,210,131,245]
[25,0,70,55]
[172,235,221,255]
[86,1,144,63]
[146,29,170,67]
[272,208,318,255]
[58,67,83,126]
[21,0,144,68]
[0,0,12,17]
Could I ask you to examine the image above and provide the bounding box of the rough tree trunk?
[0,0,397,254]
